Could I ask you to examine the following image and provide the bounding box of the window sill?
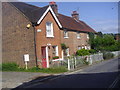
[77,37,81,39]
[64,37,69,39]
[46,36,54,38]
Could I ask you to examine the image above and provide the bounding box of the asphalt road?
[15,57,120,88]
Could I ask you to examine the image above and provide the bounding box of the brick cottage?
[2,2,96,68]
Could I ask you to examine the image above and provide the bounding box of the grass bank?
[0,62,68,74]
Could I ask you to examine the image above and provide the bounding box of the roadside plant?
[76,49,90,56]
[2,62,19,71]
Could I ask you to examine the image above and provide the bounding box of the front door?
[41,47,47,68]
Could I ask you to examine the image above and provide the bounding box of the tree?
[97,31,103,37]
[89,34,119,52]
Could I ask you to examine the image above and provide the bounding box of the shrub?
[103,52,114,60]
[76,49,90,56]
[89,49,97,54]
[61,43,67,50]
[52,56,59,59]
[2,62,19,71]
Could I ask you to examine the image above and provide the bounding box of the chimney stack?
[49,1,58,15]
[71,11,79,20]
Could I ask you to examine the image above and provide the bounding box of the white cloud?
[93,19,118,34]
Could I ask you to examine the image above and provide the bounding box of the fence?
[50,51,120,71]
[111,51,120,57]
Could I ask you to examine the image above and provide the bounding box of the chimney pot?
[49,1,56,5]
[71,11,79,20]
[49,1,58,15]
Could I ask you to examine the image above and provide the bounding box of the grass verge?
[1,62,68,74]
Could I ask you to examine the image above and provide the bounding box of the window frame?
[64,30,69,38]
[77,32,80,39]
[87,34,89,39]
[52,45,59,56]
[46,21,54,37]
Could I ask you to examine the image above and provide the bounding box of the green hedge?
[76,49,90,56]
[88,49,97,54]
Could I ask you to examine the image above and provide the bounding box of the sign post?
[24,54,29,70]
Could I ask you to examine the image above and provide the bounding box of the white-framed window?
[52,46,59,56]
[87,34,89,39]
[64,31,69,38]
[66,48,70,56]
[78,46,81,50]
[46,22,54,37]
[85,46,87,49]
[77,32,80,39]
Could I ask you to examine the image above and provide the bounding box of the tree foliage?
[89,33,120,52]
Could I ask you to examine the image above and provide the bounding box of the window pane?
[46,22,53,37]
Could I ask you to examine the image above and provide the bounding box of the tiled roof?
[10,2,49,23]
[9,2,96,33]
[58,14,96,33]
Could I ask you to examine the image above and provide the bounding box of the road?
[15,57,120,88]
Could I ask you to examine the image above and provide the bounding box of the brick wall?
[2,2,36,67]
[61,30,90,55]
[35,11,62,67]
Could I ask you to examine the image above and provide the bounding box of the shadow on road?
[12,71,120,88]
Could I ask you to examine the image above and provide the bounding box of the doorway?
[41,47,47,68]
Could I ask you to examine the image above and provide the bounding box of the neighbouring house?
[49,2,96,56]
[2,2,96,68]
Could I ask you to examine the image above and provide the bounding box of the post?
[72,57,74,70]
[89,55,92,65]
[25,61,28,70]
[74,57,76,68]
[61,50,64,60]
[68,58,70,70]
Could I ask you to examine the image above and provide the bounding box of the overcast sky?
[18,1,119,34]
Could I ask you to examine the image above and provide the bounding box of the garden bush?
[89,49,97,54]
[103,52,114,60]
[76,49,90,56]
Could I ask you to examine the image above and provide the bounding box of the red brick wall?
[61,30,90,55]
[35,11,62,67]
[2,2,36,67]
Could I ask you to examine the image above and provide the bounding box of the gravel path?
[2,72,51,88]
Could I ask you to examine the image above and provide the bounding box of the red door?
[41,47,47,68]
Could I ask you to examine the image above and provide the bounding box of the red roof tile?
[58,14,96,33]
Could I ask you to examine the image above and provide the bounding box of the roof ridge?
[58,13,73,19]
[12,2,41,8]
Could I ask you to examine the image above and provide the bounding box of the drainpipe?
[32,23,38,67]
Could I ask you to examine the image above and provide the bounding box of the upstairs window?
[64,31,69,38]
[77,32,80,39]
[87,34,89,39]
[66,48,70,56]
[46,22,54,37]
